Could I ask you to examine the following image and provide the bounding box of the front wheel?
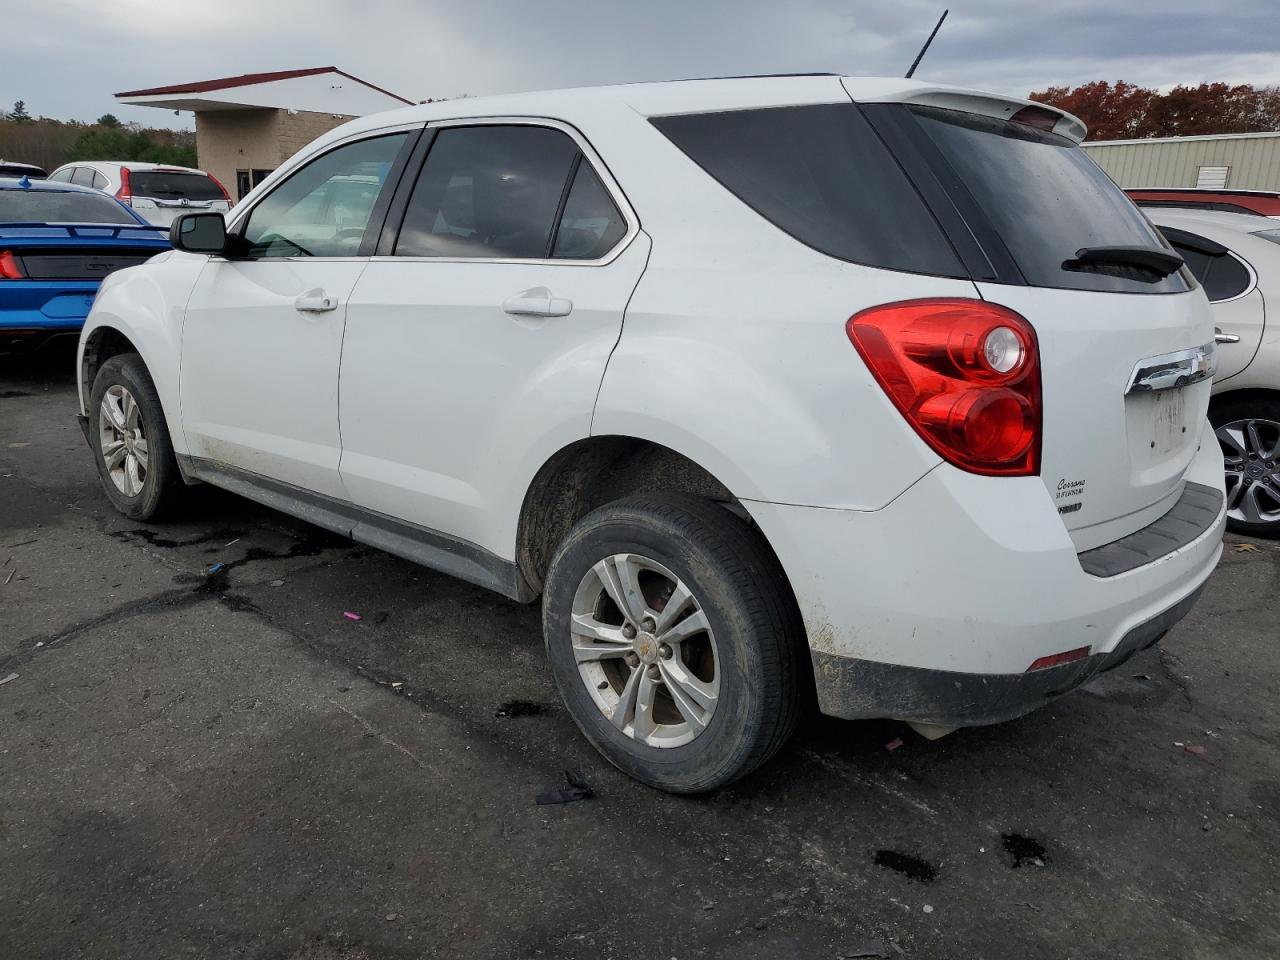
[89,353,182,521]
[542,494,805,793]
[1212,395,1280,538]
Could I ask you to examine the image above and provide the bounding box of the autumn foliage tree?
[1029,81,1280,140]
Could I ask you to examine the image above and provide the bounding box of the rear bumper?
[811,585,1202,725]
[743,425,1226,726]
[0,280,98,333]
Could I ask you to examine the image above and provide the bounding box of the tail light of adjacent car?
[0,251,25,279]
[847,298,1042,477]
[114,167,132,204]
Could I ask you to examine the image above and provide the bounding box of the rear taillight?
[847,298,1042,477]
[115,167,132,204]
[0,251,24,279]
[206,172,231,202]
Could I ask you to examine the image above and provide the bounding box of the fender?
[78,251,207,458]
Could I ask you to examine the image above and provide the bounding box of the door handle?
[502,288,572,318]
[1215,327,1241,344]
[295,291,338,313]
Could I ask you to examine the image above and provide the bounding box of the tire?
[542,494,805,794]
[89,353,182,521]
[1210,394,1280,539]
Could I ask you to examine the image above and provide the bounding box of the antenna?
[905,9,948,79]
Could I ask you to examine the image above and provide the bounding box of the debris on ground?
[384,912,400,922]
[536,770,593,805]
[224,538,240,547]
[841,939,888,958]
[1001,833,1047,868]
[0,672,18,686]
[1182,743,1213,763]
[1234,543,1259,553]
[3,568,14,585]
[343,611,363,621]
[884,737,904,752]
[207,563,225,574]
[922,904,934,914]
[269,579,285,588]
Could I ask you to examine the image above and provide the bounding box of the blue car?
[0,176,170,348]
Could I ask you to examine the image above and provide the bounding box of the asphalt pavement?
[2,341,1277,960]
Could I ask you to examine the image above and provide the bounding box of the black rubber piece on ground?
[542,493,807,794]
[88,353,183,521]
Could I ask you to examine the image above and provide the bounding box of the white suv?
[76,76,1226,792]
[47,161,231,226]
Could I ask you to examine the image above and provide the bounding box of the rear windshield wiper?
[1063,246,1184,278]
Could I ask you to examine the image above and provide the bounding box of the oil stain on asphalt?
[873,849,938,883]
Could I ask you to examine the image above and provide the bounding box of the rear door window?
[71,167,96,188]
[652,105,964,277]
[904,105,1191,294]
[552,161,628,259]
[395,125,580,259]
[130,171,225,201]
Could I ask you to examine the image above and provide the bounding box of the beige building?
[115,67,412,200]
[1082,131,1280,191]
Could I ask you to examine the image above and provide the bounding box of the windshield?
[0,189,138,224]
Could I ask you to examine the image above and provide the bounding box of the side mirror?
[170,212,227,255]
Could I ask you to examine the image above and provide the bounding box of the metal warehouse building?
[1082,131,1280,191]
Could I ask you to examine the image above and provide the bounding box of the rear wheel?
[1212,394,1280,538]
[542,494,805,793]
[89,353,182,521]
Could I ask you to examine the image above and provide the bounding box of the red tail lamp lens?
[0,250,24,279]
[847,299,1041,476]
[1027,646,1090,672]
[115,167,132,202]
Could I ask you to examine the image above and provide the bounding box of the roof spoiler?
[845,81,1088,144]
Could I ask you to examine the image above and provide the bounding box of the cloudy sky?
[4,0,1279,129]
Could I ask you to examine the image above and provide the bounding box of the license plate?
[1152,388,1186,454]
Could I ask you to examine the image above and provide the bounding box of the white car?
[75,76,1225,792]
[47,161,231,226]
[1147,207,1280,536]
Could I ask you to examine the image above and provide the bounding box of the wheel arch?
[514,435,801,617]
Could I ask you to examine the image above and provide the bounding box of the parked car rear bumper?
[744,425,1226,726]
[0,280,98,332]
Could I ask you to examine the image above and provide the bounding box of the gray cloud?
[2,0,1277,130]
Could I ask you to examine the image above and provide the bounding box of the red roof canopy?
[115,67,411,105]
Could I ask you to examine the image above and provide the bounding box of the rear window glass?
[0,189,137,224]
[908,106,1190,294]
[652,105,964,277]
[130,171,224,201]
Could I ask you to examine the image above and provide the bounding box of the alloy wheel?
[570,553,720,748]
[1217,417,1280,526]
[99,384,150,498]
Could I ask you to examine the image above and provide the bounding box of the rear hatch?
[848,85,1215,550]
[125,169,231,226]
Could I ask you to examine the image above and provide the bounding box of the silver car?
[46,161,231,227]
